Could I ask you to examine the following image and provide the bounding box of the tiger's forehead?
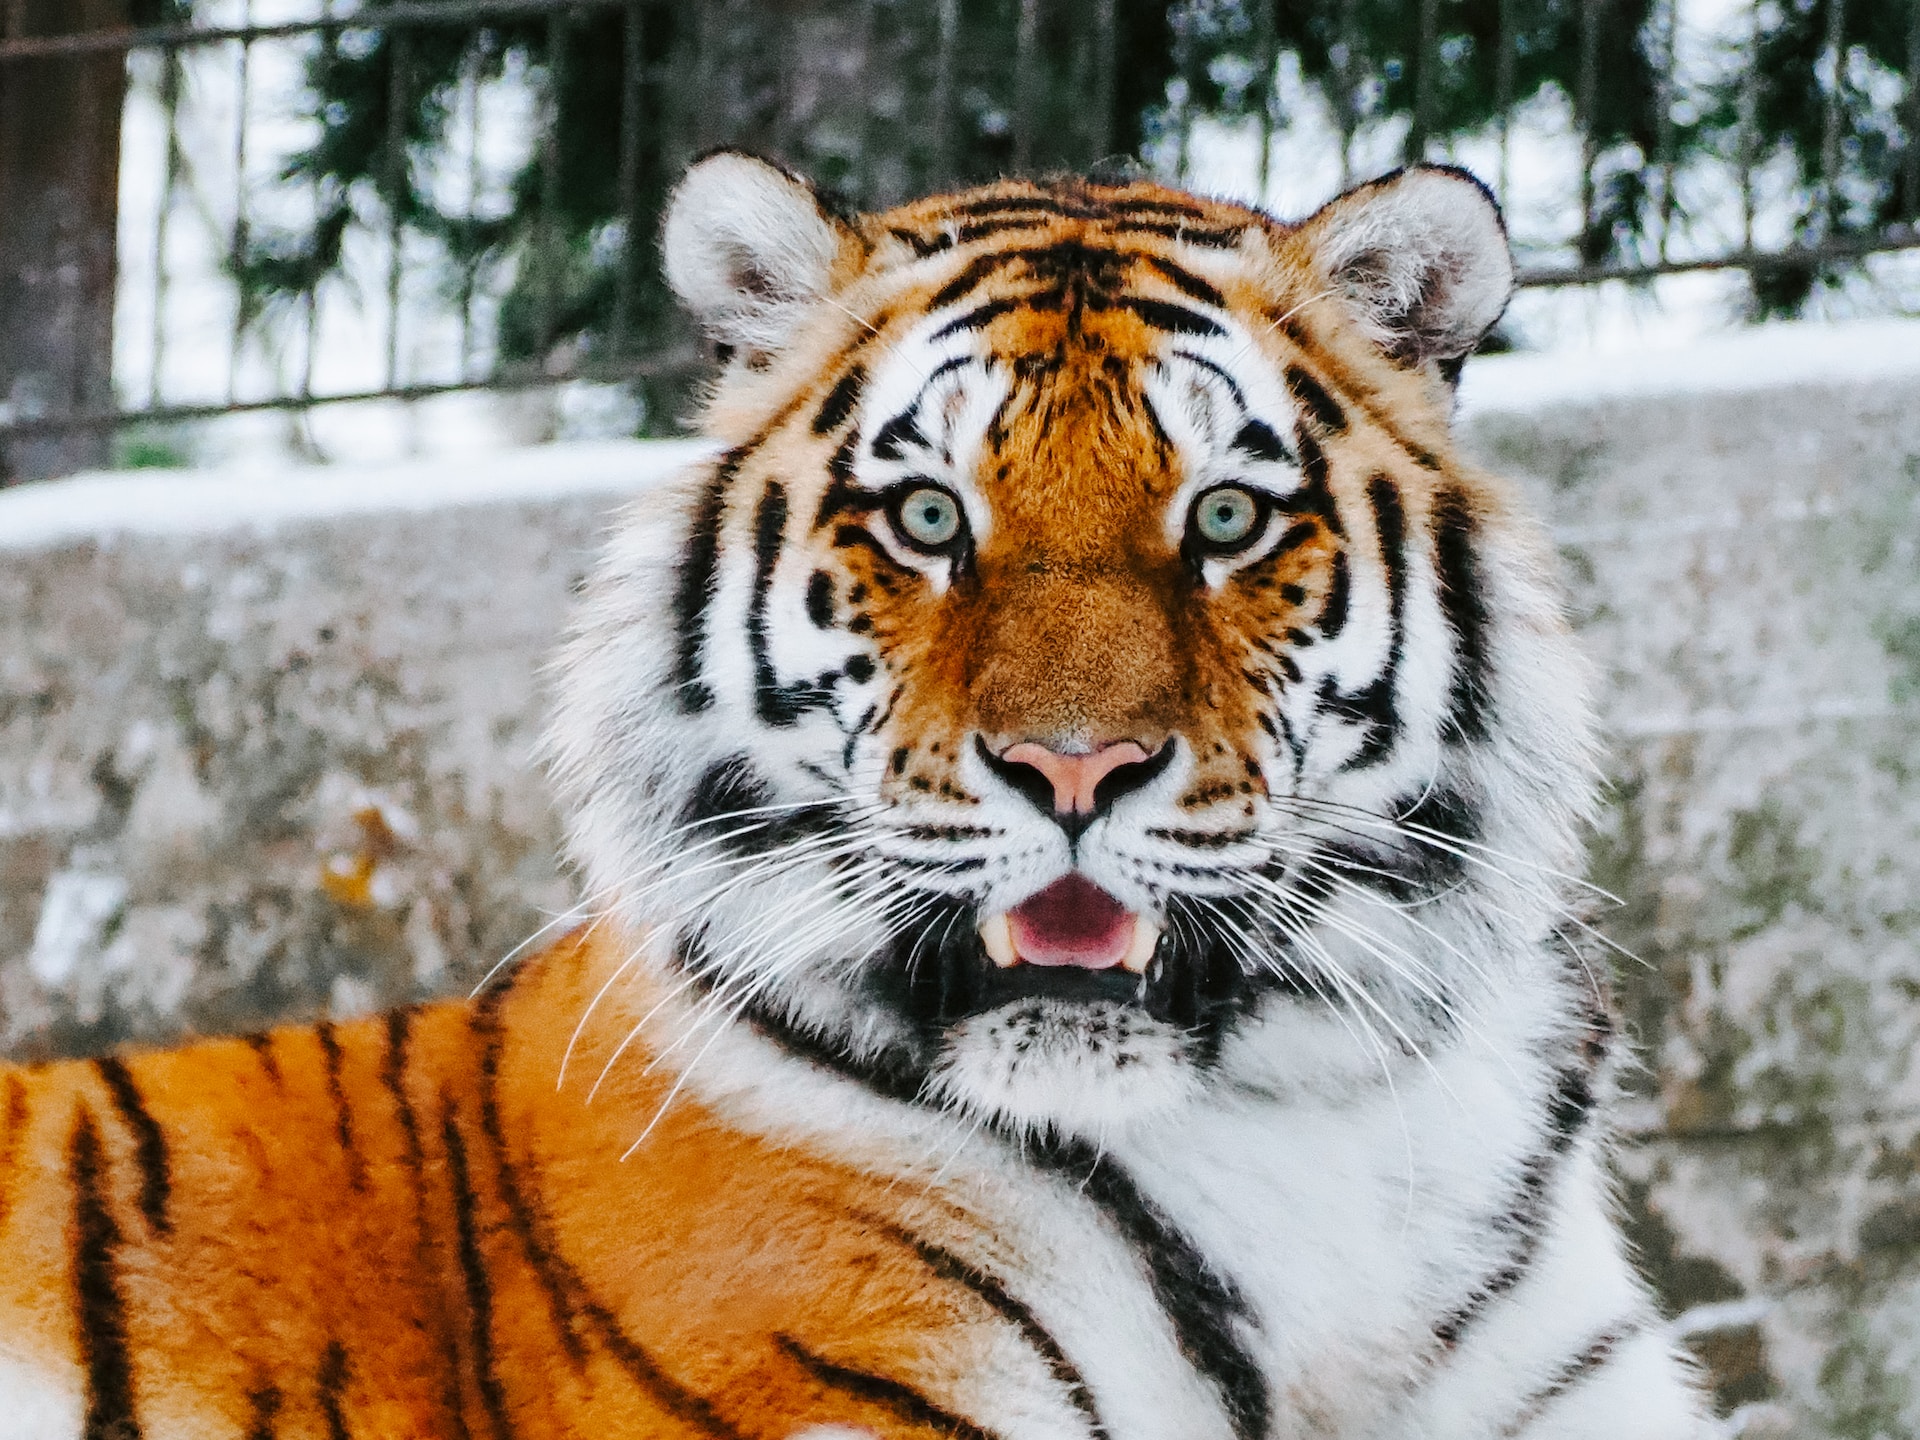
[866,176,1276,260]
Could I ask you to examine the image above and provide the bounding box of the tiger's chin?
[928,998,1205,1135]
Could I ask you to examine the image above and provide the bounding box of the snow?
[1458,315,1920,415]
[0,437,714,552]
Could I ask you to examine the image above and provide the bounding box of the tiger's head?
[550,154,1595,1140]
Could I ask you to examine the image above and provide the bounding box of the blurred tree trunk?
[0,0,128,483]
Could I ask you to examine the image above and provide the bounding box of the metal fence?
[0,0,1917,478]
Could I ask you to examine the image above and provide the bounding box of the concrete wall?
[4,331,1919,1436]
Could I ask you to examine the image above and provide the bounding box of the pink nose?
[999,741,1153,815]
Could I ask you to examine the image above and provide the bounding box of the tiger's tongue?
[1007,873,1134,969]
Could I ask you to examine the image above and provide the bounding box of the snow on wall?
[3,321,1919,1437]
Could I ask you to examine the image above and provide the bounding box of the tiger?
[0,151,1715,1439]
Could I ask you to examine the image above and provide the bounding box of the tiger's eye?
[896,486,963,549]
[1193,486,1261,548]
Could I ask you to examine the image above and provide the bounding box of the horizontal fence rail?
[0,0,1916,474]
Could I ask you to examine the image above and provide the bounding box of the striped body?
[2,160,1715,1438]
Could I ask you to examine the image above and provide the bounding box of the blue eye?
[1190,485,1264,550]
[891,484,965,552]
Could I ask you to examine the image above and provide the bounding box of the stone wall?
[4,342,1919,1436]
[1468,366,1920,1439]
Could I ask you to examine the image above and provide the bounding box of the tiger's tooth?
[1122,915,1161,974]
[979,912,1018,968]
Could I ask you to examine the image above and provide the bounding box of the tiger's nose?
[1001,741,1151,814]
[975,737,1173,840]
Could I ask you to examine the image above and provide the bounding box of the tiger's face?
[551,155,1593,1139]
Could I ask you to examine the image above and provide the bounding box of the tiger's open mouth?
[976,873,1161,973]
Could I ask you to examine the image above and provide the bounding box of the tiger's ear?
[662,151,854,357]
[1297,165,1513,373]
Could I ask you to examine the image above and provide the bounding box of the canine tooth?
[1122,915,1161,974]
[979,912,1018,968]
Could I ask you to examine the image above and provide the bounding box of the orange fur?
[0,926,1019,1437]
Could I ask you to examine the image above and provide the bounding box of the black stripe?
[1113,296,1224,336]
[1288,431,1343,535]
[1109,196,1212,219]
[94,1057,170,1237]
[71,1108,141,1440]
[749,481,834,727]
[955,216,1056,243]
[1034,1139,1268,1440]
[948,193,1077,218]
[1319,552,1350,639]
[805,570,836,628]
[671,456,734,714]
[1114,219,1245,247]
[315,1021,367,1193]
[847,1211,1107,1437]
[1232,419,1291,464]
[0,1073,26,1230]
[1324,475,1407,769]
[247,1384,283,1440]
[245,1032,282,1085]
[889,225,954,258]
[469,986,745,1437]
[811,364,867,435]
[1285,365,1348,433]
[390,1016,474,1440]
[678,932,932,1106]
[1497,1326,1631,1437]
[929,251,1019,310]
[930,296,1021,338]
[470,989,588,1366]
[382,1009,424,1186]
[441,1103,516,1440]
[1138,253,1226,307]
[316,1341,351,1440]
[1433,486,1494,741]
[869,407,927,462]
[774,1335,999,1440]
[1432,1044,1602,1348]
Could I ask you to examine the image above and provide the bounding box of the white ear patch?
[1304,165,1513,367]
[661,151,849,355]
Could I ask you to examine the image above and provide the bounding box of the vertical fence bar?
[1014,0,1041,174]
[1819,0,1846,230]
[1335,0,1359,187]
[1408,0,1438,163]
[459,38,482,380]
[147,40,183,408]
[1738,0,1759,249]
[1496,0,1515,211]
[536,8,568,363]
[383,27,411,391]
[1907,0,1920,220]
[1251,0,1275,199]
[931,0,959,181]
[227,2,252,404]
[1655,0,1678,261]
[612,0,644,357]
[1092,0,1117,164]
[1576,0,1601,255]
[303,0,338,406]
[857,0,883,203]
